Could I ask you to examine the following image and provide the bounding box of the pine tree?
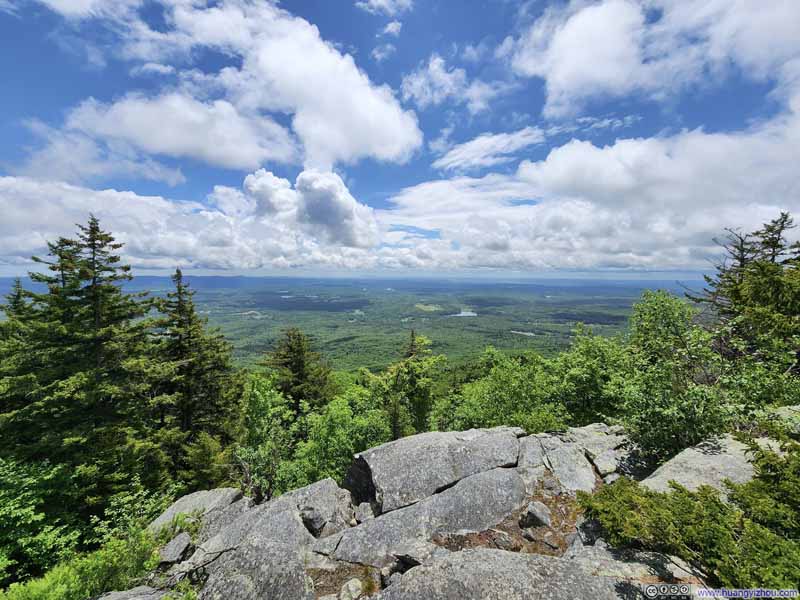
[263,328,333,418]
[154,268,241,487]
[0,217,167,547]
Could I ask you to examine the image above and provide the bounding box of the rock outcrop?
[102,424,766,600]
[641,434,754,493]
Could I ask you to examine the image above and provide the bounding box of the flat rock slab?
[334,468,527,567]
[519,436,597,494]
[641,435,754,493]
[160,532,191,564]
[373,548,631,600]
[344,427,522,514]
[149,488,242,534]
[199,496,255,544]
[99,587,166,600]
[198,538,314,600]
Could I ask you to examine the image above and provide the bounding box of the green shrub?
[0,529,159,600]
[579,437,800,588]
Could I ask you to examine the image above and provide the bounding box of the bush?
[430,349,568,433]
[579,437,800,588]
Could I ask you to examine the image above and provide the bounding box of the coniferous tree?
[263,328,333,418]
[0,217,167,547]
[154,268,241,487]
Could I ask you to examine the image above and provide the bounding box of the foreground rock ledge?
[101,424,769,600]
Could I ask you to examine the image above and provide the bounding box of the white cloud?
[35,0,142,19]
[355,0,412,16]
[18,120,184,186]
[432,127,545,172]
[64,93,298,170]
[380,20,402,37]
[0,168,379,271]
[372,43,396,63]
[129,62,175,77]
[401,54,509,115]
[27,1,423,173]
[502,0,800,117]
[378,85,800,270]
[402,54,467,109]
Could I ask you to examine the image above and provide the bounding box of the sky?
[0,0,799,277]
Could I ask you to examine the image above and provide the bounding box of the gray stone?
[391,539,449,566]
[519,435,597,493]
[641,435,755,493]
[562,423,627,459]
[339,578,363,600]
[197,538,314,600]
[198,496,255,544]
[568,540,700,582]
[99,588,166,600]
[311,529,345,556]
[519,500,552,528]
[354,501,375,523]
[149,488,242,534]
[514,465,547,496]
[603,472,621,484]
[372,548,633,600]
[593,448,622,476]
[518,434,552,468]
[284,478,354,537]
[181,501,313,576]
[334,468,527,567]
[159,532,191,564]
[343,427,520,514]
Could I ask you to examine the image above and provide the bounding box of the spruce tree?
[263,328,333,417]
[0,217,167,543]
[155,268,241,487]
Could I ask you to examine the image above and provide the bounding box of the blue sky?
[1,0,798,276]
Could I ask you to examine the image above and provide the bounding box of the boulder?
[198,496,255,544]
[343,427,521,514]
[98,588,166,600]
[562,423,627,460]
[354,502,375,523]
[520,501,552,528]
[338,578,363,600]
[520,436,597,494]
[373,548,630,600]
[149,488,242,534]
[334,468,527,567]
[159,532,191,564]
[641,435,755,493]
[197,538,314,600]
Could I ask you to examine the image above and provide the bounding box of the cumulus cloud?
[129,62,175,77]
[401,54,509,115]
[432,127,545,172]
[379,85,800,270]
[355,0,412,16]
[18,120,184,186]
[0,168,379,270]
[63,93,297,170]
[27,0,423,174]
[501,0,800,117]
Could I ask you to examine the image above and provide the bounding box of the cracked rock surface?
[104,424,762,600]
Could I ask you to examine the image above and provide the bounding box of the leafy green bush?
[430,348,568,433]
[619,291,731,461]
[579,437,800,588]
[0,459,79,586]
[0,529,159,600]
